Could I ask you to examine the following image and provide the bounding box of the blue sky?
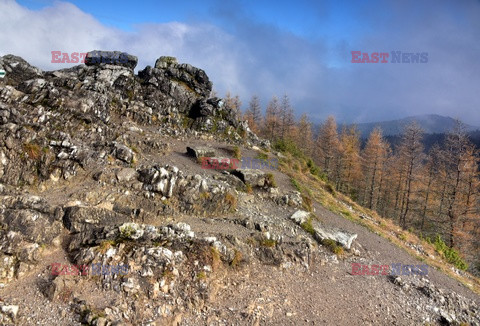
[4,0,480,125]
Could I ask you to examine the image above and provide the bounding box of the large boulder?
[289,210,358,249]
[232,169,270,187]
[63,206,130,233]
[186,146,216,158]
[85,50,138,70]
[113,143,135,164]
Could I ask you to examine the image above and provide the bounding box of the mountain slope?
[0,52,479,326]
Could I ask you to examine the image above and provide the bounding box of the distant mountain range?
[348,114,479,138]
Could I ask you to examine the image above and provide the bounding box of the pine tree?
[396,122,424,229]
[224,91,234,108]
[244,95,262,134]
[263,96,280,141]
[419,144,443,232]
[232,95,242,112]
[295,113,314,156]
[336,125,362,196]
[279,94,295,140]
[362,127,389,210]
[315,116,340,179]
[442,121,477,247]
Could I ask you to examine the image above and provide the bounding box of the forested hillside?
[242,94,480,274]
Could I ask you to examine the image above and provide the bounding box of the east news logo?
[351,263,429,276]
[351,51,428,63]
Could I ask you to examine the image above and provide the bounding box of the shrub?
[130,145,140,154]
[265,173,277,188]
[260,238,277,247]
[272,139,304,159]
[23,142,41,160]
[182,116,193,129]
[126,89,134,101]
[291,178,301,191]
[237,127,247,139]
[321,239,344,256]
[118,224,136,241]
[325,183,336,195]
[98,240,116,254]
[307,159,321,176]
[224,192,237,210]
[200,192,211,200]
[160,56,177,65]
[433,235,468,270]
[302,195,313,212]
[197,271,207,280]
[319,172,328,182]
[230,250,243,268]
[232,146,241,159]
[162,267,175,281]
[301,217,315,236]
[210,246,221,271]
[256,152,269,160]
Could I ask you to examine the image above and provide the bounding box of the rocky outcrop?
[0,54,43,87]
[62,221,234,324]
[137,164,238,214]
[0,195,63,282]
[153,56,212,98]
[0,52,260,189]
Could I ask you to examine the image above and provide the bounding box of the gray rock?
[45,275,76,301]
[155,56,178,69]
[63,206,130,233]
[256,246,283,266]
[0,54,43,87]
[0,195,63,244]
[190,99,215,117]
[114,143,134,163]
[186,146,216,158]
[0,304,19,324]
[289,210,358,249]
[231,169,266,187]
[85,50,138,70]
[116,168,138,182]
[313,225,357,250]
[290,210,311,224]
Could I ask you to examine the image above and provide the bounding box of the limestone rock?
[231,169,267,187]
[63,206,130,233]
[186,146,216,158]
[85,50,138,70]
[289,210,357,249]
